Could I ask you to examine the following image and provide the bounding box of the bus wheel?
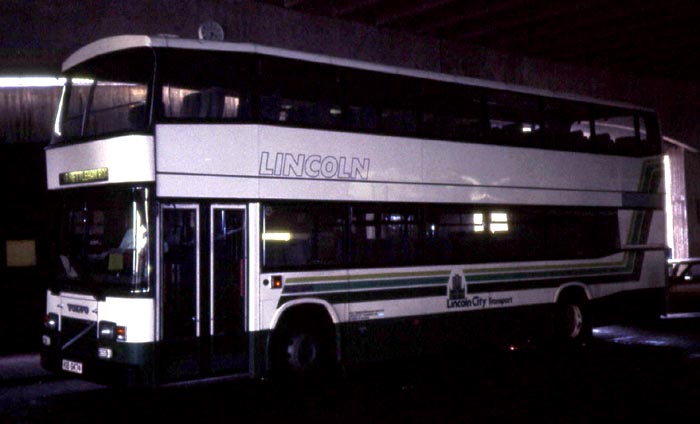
[555,295,591,345]
[271,311,337,380]
[286,331,321,371]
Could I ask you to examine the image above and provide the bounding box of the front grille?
[60,317,97,357]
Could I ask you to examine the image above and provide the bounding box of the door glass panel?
[212,208,245,336]
[211,207,248,373]
[162,208,198,340]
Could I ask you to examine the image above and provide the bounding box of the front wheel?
[270,318,338,381]
[285,331,323,372]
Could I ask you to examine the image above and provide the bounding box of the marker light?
[272,275,283,289]
[116,326,127,342]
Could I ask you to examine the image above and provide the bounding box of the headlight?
[44,313,58,330]
[98,321,126,342]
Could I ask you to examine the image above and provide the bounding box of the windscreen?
[52,187,152,295]
[52,48,154,144]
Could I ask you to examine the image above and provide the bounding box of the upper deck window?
[53,43,659,157]
[157,49,252,121]
[53,48,154,144]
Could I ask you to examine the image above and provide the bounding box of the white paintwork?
[248,203,261,333]
[255,245,666,332]
[99,297,155,343]
[155,124,658,205]
[46,135,155,190]
[45,291,155,343]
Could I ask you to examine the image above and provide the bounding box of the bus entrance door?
[160,204,201,381]
[209,205,248,375]
[159,204,249,382]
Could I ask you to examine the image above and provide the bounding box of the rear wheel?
[554,293,591,345]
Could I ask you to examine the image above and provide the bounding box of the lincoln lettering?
[259,151,370,180]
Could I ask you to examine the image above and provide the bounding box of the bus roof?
[62,34,653,113]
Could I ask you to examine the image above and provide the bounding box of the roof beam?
[526,5,677,59]
[453,0,609,43]
[282,0,308,7]
[375,0,456,27]
[332,0,384,17]
[414,0,531,35]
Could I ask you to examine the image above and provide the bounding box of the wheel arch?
[554,282,591,304]
[268,298,340,331]
[265,298,342,376]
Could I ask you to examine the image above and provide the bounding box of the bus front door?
[209,205,248,375]
[159,204,249,383]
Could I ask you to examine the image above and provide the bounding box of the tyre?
[270,312,337,381]
[554,294,591,345]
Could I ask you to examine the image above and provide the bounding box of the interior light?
[474,213,485,232]
[490,212,509,233]
[262,232,291,242]
[490,223,510,233]
[491,212,508,222]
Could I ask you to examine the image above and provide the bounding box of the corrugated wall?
[0,87,61,143]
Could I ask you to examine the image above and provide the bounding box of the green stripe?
[285,269,450,284]
[283,276,448,294]
[462,256,626,276]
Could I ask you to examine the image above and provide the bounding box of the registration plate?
[62,359,83,375]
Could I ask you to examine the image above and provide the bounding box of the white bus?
[41,35,667,386]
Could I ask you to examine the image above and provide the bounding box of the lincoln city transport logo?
[259,151,370,180]
[447,272,514,309]
[448,273,466,300]
[447,272,476,309]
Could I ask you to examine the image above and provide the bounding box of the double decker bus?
[41,35,667,386]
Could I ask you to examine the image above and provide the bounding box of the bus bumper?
[40,337,154,387]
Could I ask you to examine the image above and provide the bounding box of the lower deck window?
[262,204,346,270]
[261,202,622,272]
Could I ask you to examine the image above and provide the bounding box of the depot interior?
[2,0,700,354]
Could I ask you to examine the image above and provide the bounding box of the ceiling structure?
[261,0,700,82]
